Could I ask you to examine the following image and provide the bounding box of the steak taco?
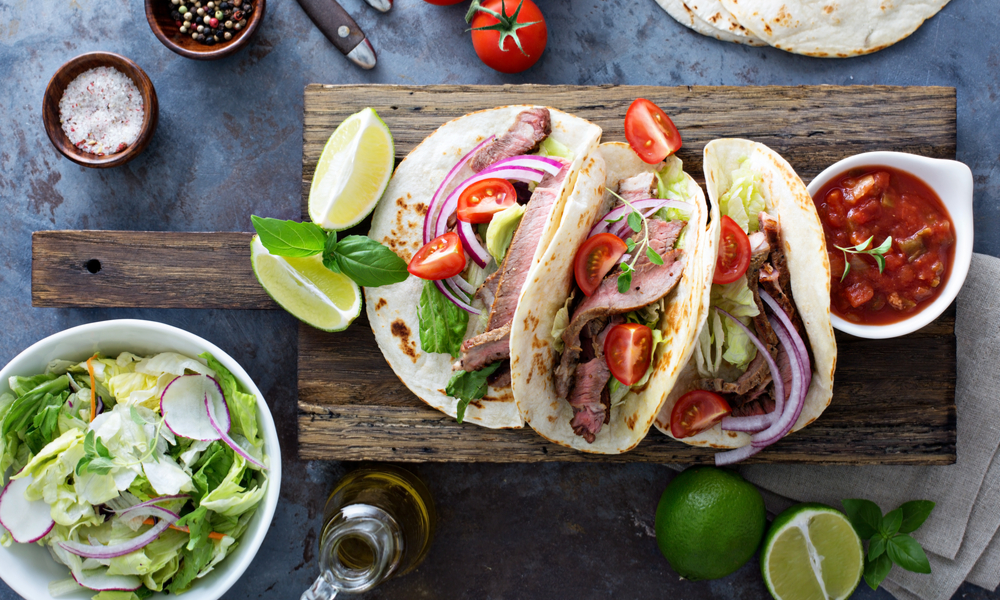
[654,139,837,464]
[510,142,716,453]
[366,106,604,428]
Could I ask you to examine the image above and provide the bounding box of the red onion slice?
[589,199,692,237]
[434,279,480,315]
[715,443,763,466]
[759,290,812,393]
[448,274,476,296]
[58,507,176,559]
[205,393,267,470]
[751,316,808,448]
[435,168,546,238]
[486,155,564,175]
[443,275,471,301]
[715,308,785,414]
[424,136,495,244]
[457,220,491,268]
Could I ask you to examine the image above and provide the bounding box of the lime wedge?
[762,504,864,600]
[308,107,394,231]
[251,235,361,332]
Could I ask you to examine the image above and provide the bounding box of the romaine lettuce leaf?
[167,540,213,595]
[199,454,266,518]
[417,279,469,359]
[9,373,59,397]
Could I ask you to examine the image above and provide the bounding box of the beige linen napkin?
[737,253,1000,600]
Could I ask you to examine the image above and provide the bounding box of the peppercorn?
[224,19,232,28]
[234,21,242,29]
[224,31,232,40]
[232,10,242,19]
[196,7,205,15]
[180,25,187,32]
[196,24,204,32]
[179,5,188,13]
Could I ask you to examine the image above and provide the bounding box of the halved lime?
[308,107,394,231]
[762,503,864,600]
[250,235,361,332]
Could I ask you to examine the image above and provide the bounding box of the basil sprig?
[251,216,407,288]
[75,430,115,476]
[835,236,893,282]
[842,498,935,590]
[446,362,503,423]
[606,190,665,294]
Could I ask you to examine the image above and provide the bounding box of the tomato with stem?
[713,215,752,284]
[408,232,466,280]
[468,0,547,74]
[604,323,654,386]
[574,233,628,297]
[624,98,682,164]
[670,390,732,438]
[456,178,518,223]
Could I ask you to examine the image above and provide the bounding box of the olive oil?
[301,465,436,599]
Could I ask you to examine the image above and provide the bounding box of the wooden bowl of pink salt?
[42,52,158,168]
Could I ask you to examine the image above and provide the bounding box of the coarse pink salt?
[58,66,144,156]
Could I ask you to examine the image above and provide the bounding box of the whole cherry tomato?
[408,232,466,280]
[670,390,732,438]
[469,0,547,74]
[456,178,518,223]
[624,98,682,164]
[604,323,654,386]
[713,215,752,285]
[574,233,627,297]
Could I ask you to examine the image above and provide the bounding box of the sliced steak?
[568,357,612,443]
[700,349,771,396]
[556,219,687,403]
[758,211,812,365]
[459,323,511,372]
[488,360,511,388]
[470,108,551,173]
[746,233,778,352]
[475,270,500,307]
[485,164,568,332]
[618,172,657,204]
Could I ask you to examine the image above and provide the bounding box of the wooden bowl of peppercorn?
[145,0,265,60]
[42,52,159,169]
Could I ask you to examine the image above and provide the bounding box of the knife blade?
[295,0,377,69]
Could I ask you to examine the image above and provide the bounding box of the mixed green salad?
[0,351,269,599]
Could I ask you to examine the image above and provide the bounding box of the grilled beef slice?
[617,172,657,203]
[458,323,511,372]
[470,108,551,173]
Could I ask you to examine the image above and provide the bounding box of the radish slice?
[160,374,229,441]
[457,220,491,268]
[58,516,173,559]
[72,569,142,592]
[0,474,55,543]
[205,394,267,470]
[424,136,495,244]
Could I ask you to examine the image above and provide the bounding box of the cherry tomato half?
[624,98,682,165]
[604,323,653,387]
[670,390,732,439]
[713,215,752,285]
[456,178,518,224]
[574,233,627,297]
[470,0,547,74]
[408,232,466,280]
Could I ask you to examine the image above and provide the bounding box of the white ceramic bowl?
[807,152,973,339]
[0,319,281,600]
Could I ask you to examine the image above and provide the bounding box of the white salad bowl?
[0,319,282,600]
[807,152,974,339]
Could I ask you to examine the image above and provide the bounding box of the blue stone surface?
[0,0,997,598]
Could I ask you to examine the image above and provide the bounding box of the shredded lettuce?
[550,291,576,352]
[485,203,525,264]
[535,136,573,160]
[719,159,766,233]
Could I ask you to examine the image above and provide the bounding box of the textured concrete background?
[1,0,998,598]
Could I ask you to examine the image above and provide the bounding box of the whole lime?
[654,466,767,580]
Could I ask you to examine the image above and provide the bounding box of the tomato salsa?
[813,166,955,325]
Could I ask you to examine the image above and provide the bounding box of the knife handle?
[297,0,366,56]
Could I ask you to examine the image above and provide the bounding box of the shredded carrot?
[143,518,226,540]
[86,355,98,422]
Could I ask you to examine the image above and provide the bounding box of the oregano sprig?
[834,236,893,281]
[842,498,935,591]
[251,216,408,288]
[606,190,665,293]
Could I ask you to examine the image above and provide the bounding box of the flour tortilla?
[653,139,837,448]
[366,107,603,429]
[511,142,716,453]
[655,0,765,45]
[718,0,950,57]
[683,0,766,45]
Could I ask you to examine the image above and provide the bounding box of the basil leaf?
[418,280,469,359]
[625,238,636,253]
[873,254,886,273]
[887,534,931,574]
[86,457,115,475]
[130,406,147,426]
[842,499,883,539]
[864,551,893,591]
[882,508,903,536]
[869,536,886,560]
[646,247,664,265]
[334,236,409,287]
[873,236,893,254]
[322,231,341,274]
[628,211,642,233]
[446,362,503,423]
[251,216,326,257]
[617,270,632,294]
[899,500,935,534]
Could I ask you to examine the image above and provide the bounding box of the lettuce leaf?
[536,137,573,159]
[549,291,576,353]
[446,362,502,423]
[166,541,214,595]
[417,279,469,359]
[199,354,260,449]
[719,160,766,233]
[9,373,59,397]
[135,353,214,378]
[199,454,266,518]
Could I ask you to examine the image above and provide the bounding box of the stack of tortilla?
[654,0,951,57]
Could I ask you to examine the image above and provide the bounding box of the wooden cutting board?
[33,84,958,464]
